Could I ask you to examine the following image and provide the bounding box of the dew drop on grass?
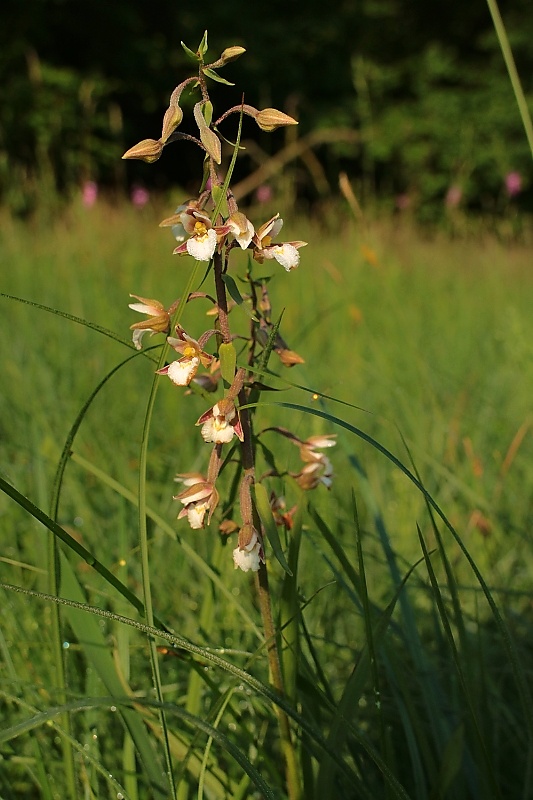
[110,705,117,712]
[62,641,70,649]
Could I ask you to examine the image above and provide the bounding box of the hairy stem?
[238,389,301,800]
[213,250,231,343]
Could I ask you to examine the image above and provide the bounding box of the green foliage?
[352,40,532,218]
[0,48,118,214]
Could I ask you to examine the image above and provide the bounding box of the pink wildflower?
[82,181,98,208]
[131,184,150,207]
[505,171,522,198]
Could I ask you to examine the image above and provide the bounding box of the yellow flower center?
[182,343,198,359]
[194,221,209,241]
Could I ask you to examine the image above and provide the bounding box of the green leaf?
[221,272,244,306]
[221,274,259,323]
[253,483,292,576]
[435,725,465,796]
[219,342,237,388]
[202,67,235,86]
[181,41,199,61]
[280,502,303,701]
[211,184,229,218]
[198,30,209,58]
[203,99,213,127]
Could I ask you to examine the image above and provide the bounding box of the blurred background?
[2,0,532,223]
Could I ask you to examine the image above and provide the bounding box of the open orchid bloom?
[128,294,171,350]
[227,212,254,250]
[293,457,334,490]
[299,434,337,462]
[292,434,337,490]
[232,524,265,572]
[174,480,219,530]
[160,203,230,262]
[196,397,244,444]
[157,325,213,386]
[252,213,307,271]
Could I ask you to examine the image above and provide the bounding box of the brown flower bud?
[238,522,258,550]
[161,105,183,143]
[122,138,164,163]
[255,108,298,132]
[219,519,239,535]
[194,103,221,163]
[276,348,305,367]
[220,46,246,64]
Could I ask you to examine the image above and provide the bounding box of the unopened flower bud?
[161,105,183,143]
[276,348,305,367]
[220,46,246,64]
[255,108,298,132]
[122,138,164,163]
[219,519,239,535]
[194,103,222,163]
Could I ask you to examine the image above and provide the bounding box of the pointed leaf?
[203,67,235,86]
[221,273,244,306]
[198,30,208,57]
[254,483,292,576]
[194,103,221,163]
[181,41,199,61]
[219,342,237,388]
[203,100,213,127]
[210,184,229,218]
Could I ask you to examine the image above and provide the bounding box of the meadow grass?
[1,199,533,799]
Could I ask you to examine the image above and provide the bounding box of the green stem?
[238,396,301,800]
[43,429,78,798]
[213,250,231,343]
[137,260,204,800]
[255,562,301,800]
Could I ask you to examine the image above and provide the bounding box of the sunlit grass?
[1,199,533,798]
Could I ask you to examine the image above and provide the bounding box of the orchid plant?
[123,33,335,797]
[123,31,334,574]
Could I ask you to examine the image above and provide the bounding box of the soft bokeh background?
[2,4,533,798]
[2,0,532,220]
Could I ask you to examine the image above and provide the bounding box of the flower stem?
[255,560,301,800]
[213,251,231,343]
[239,393,301,800]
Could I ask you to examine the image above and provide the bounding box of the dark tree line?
[2,0,532,216]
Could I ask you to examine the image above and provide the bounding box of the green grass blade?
[485,0,533,158]
[0,291,152,354]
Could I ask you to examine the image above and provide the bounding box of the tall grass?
[1,200,533,798]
